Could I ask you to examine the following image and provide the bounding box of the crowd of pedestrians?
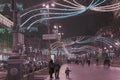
[67,57,111,68]
[48,56,111,79]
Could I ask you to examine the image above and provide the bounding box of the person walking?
[96,58,99,66]
[87,58,91,67]
[65,67,71,79]
[104,57,110,68]
[54,59,61,79]
[48,59,55,79]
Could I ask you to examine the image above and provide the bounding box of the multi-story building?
[0,13,13,61]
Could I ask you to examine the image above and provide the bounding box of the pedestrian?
[104,57,110,68]
[54,59,61,79]
[48,59,55,79]
[65,67,71,79]
[96,58,99,66]
[87,58,91,67]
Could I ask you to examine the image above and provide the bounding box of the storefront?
[0,26,12,53]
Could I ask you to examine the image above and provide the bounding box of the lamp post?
[53,24,64,41]
[11,0,22,55]
[42,2,55,56]
[42,2,55,34]
[53,24,64,56]
[12,0,19,53]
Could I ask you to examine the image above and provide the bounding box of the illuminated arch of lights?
[19,0,120,30]
[51,36,119,55]
[20,0,107,30]
[19,0,120,54]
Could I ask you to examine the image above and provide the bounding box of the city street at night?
[45,64,120,80]
[0,0,120,80]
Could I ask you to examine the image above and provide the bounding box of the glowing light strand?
[52,36,119,54]
[20,7,83,17]
[20,0,106,29]
[27,0,105,29]
[20,10,82,28]
[21,0,120,18]
[20,0,96,28]
[92,2,120,12]
[27,8,86,30]
[63,0,84,8]
[66,36,119,48]
[72,0,85,8]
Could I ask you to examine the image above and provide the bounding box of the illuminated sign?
[0,14,13,28]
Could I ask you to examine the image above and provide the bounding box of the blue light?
[26,0,97,30]
[19,0,106,30]
[20,8,82,18]
[20,10,83,28]
[27,9,87,30]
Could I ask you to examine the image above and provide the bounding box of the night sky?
[59,11,113,38]
[0,0,114,38]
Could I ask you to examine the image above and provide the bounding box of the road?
[45,64,120,80]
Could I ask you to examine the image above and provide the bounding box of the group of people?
[48,59,71,79]
[67,57,111,68]
[48,59,61,79]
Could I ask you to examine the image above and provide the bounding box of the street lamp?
[53,24,64,41]
[110,45,113,48]
[51,3,55,7]
[104,47,107,50]
[42,3,46,7]
[42,2,55,58]
[46,4,50,9]
[42,2,55,34]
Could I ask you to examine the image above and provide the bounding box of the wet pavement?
[0,71,7,79]
[45,64,120,80]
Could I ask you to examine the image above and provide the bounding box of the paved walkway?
[0,71,7,79]
[45,64,120,80]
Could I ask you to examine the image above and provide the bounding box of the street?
[45,64,120,80]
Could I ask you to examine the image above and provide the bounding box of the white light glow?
[0,14,13,28]
[51,3,55,7]
[42,3,46,7]
[46,4,49,9]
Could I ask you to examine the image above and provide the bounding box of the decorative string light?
[51,36,119,54]
[20,0,120,30]
[21,0,104,29]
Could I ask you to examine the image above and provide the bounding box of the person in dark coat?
[48,59,55,79]
[65,67,71,79]
[54,59,61,79]
[104,57,110,68]
[87,59,91,67]
[96,58,99,66]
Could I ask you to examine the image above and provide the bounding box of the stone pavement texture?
[45,64,120,80]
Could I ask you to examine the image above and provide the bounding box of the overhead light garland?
[20,0,120,30]
[51,36,119,55]
[20,0,106,30]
